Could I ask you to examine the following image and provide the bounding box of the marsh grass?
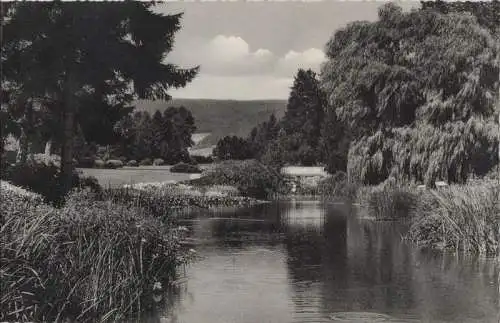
[103,184,261,218]
[317,172,359,201]
[1,185,192,322]
[356,183,420,220]
[408,184,500,256]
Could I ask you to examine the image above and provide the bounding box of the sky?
[155,1,420,100]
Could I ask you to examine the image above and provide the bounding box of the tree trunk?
[45,139,52,155]
[59,73,76,196]
[16,130,28,164]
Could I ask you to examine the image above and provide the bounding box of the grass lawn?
[79,164,213,188]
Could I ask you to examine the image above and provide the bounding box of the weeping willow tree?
[321,3,499,185]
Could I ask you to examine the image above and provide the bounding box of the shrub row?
[77,156,212,169]
[188,159,287,199]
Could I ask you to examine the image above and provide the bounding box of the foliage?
[421,0,500,36]
[2,155,102,204]
[105,184,259,213]
[359,183,420,220]
[407,183,500,256]
[2,156,75,204]
[247,113,280,160]
[262,132,317,167]
[127,159,139,167]
[190,160,286,199]
[153,158,165,166]
[319,108,349,174]
[317,171,358,200]
[261,69,327,167]
[321,3,500,185]
[2,2,199,195]
[135,99,286,148]
[191,155,214,164]
[214,136,253,161]
[0,187,192,322]
[105,159,124,169]
[94,159,105,168]
[114,108,196,164]
[140,158,153,166]
[282,69,325,155]
[77,157,95,168]
[170,162,202,174]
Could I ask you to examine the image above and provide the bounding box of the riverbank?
[114,182,267,213]
[0,180,194,322]
[333,180,500,257]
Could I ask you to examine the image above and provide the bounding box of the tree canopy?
[321,3,499,185]
[2,2,198,192]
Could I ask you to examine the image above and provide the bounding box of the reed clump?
[407,183,500,256]
[356,182,420,220]
[1,182,192,322]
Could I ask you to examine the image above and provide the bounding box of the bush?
[77,157,95,168]
[407,184,499,255]
[94,159,105,168]
[3,150,17,165]
[153,158,165,166]
[191,155,214,164]
[170,162,202,174]
[3,159,70,204]
[140,158,153,166]
[2,156,101,204]
[0,187,192,322]
[105,159,124,169]
[190,159,286,199]
[127,159,138,167]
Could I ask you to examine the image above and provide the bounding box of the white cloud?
[275,48,326,76]
[206,35,249,61]
[169,74,293,100]
[169,35,326,80]
[169,35,275,76]
[166,36,327,99]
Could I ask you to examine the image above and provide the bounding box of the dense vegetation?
[0,182,193,322]
[321,2,499,186]
[408,183,499,256]
[212,2,499,188]
[2,2,198,195]
[113,108,196,164]
[189,160,288,199]
[134,99,286,148]
[214,69,348,172]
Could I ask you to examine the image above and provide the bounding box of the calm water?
[151,200,500,323]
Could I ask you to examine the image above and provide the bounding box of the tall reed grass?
[356,182,420,220]
[1,183,192,322]
[408,183,500,256]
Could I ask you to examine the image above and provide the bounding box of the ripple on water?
[329,312,420,323]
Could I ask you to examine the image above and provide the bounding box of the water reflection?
[152,201,500,323]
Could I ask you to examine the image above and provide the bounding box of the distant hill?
[133,99,287,148]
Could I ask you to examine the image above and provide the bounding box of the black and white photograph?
[1,0,499,322]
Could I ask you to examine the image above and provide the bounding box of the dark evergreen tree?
[214,136,253,160]
[2,2,199,194]
[247,113,280,159]
[283,69,325,149]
